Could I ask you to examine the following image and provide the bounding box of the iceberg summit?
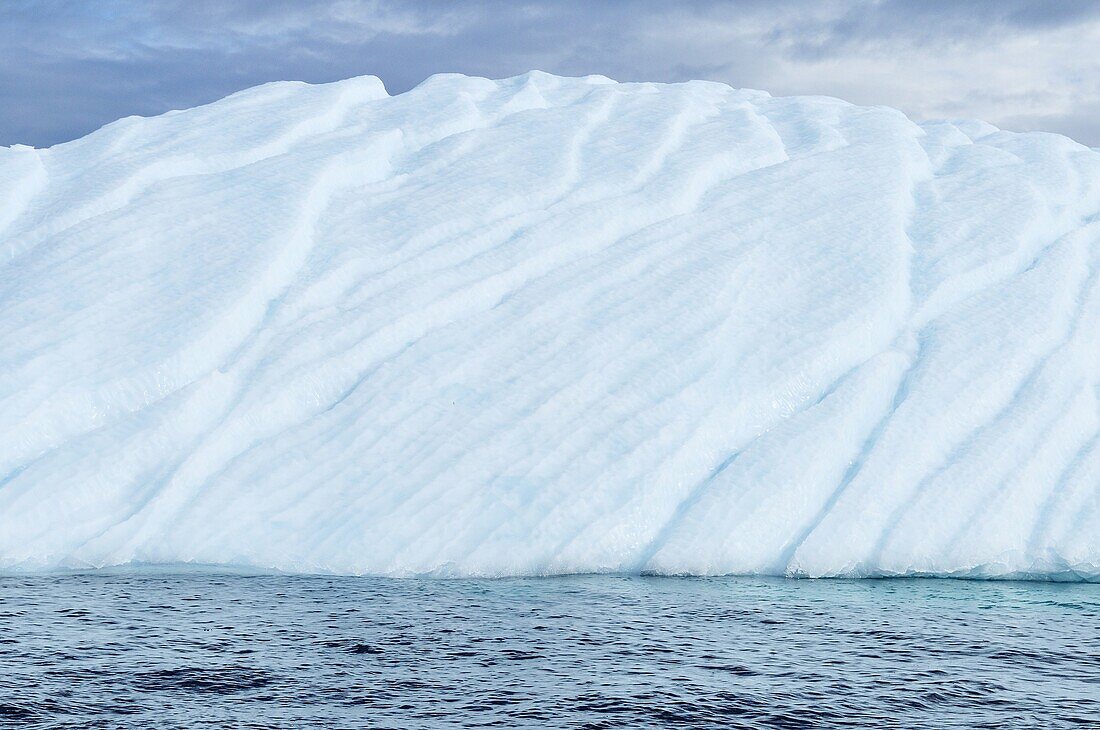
[1,72,1098,579]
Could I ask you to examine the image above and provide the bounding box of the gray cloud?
[2,0,1099,147]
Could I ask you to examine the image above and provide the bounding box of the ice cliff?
[1,72,1098,579]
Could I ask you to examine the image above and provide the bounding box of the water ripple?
[0,572,1097,728]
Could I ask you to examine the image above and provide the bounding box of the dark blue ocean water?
[0,571,1097,729]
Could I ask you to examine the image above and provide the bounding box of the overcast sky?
[3,0,1100,148]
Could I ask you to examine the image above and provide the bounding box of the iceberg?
[1,72,1097,579]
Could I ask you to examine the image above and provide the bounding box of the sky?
[3,0,1100,148]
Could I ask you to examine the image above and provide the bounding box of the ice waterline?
[0,72,1097,579]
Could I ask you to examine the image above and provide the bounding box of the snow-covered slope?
[1,72,1098,579]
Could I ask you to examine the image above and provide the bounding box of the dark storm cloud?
[2,0,1099,148]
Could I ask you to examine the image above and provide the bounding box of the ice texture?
[1,72,1098,579]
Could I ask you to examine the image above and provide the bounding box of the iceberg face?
[1,72,1098,579]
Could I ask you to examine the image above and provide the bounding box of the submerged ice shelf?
[1,72,1098,579]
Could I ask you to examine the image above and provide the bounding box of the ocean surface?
[0,571,1097,728]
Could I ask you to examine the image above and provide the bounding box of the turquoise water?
[1,572,1097,728]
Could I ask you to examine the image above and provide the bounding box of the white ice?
[1,72,1098,579]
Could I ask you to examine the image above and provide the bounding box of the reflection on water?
[1,570,1097,728]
